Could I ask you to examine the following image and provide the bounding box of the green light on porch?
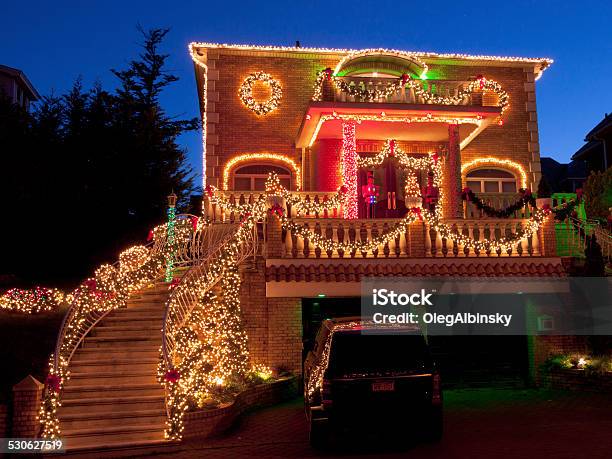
[420,71,428,80]
[317,293,326,298]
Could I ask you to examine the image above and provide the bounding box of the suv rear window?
[327,331,432,376]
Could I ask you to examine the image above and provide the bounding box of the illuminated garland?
[0,287,69,314]
[461,188,536,218]
[238,72,282,115]
[161,203,267,440]
[312,70,509,115]
[265,173,347,216]
[357,139,441,172]
[308,113,480,148]
[39,220,193,439]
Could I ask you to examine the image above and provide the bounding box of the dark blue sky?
[2,1,611,184]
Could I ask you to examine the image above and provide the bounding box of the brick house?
[189,43,570,386]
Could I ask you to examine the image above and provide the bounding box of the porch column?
[443,123,463,219]
[341,121,358,219]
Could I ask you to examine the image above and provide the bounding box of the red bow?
[83,279,97,291]
[400,73,409,85]
[323,68,333,81]
[411,207,423,220]
[165,369,180,384]
[204,185,214,197]
[190,216,199,231]
[147,229,154,241]
[46,374,61,393]
[269,204,284,217]
[169,277,181,290]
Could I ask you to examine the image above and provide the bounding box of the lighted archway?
[461,158,528,189]
[334,49,429,79]
[222,153,302,190]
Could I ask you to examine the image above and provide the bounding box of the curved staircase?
[58,281,170,450]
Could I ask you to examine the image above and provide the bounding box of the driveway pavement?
[129,388,612,459]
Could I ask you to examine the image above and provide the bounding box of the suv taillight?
[322,378,332,408]
[432,373,441,405]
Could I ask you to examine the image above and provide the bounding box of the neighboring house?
[190,42,570,387]
[541,157,587,192]
[571,113,612,173]
[0,64,39,110]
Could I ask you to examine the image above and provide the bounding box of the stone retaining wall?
[183,376,298,439]
[542,369,612,392]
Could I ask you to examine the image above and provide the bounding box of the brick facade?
[193,46,545,192]
[193,44,556,379]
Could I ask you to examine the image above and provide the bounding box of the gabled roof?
[585,113,612,141]
[0,64,40,100]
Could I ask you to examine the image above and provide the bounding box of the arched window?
[466,168,517,193]
[233,164,291,191]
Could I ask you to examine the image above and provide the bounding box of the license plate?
[372,381,394,392]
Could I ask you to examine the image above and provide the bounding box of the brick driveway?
[135,389,612,459]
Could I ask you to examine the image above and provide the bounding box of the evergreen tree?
[0,27,198,286]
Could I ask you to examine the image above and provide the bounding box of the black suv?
[304,317,442,447]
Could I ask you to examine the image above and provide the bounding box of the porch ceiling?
[295,101,501,149]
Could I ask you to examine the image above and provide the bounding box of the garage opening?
[302,297,529,389]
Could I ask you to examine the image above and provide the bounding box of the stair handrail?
[50,214,207,375]
[160,222,258,372]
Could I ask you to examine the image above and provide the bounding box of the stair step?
[64,438,171,453]
[62,383,163,401]
[68,371,157,386]
[105,311,165,319]
[59,395,164,415]
[61,409,166,430]
[83,336,160,350]
[92,327,161,338]
[62,425,165,450]
[92,325,161,333]
[69,358,159,373]
[99,317,163,327]
[74,348,159,360]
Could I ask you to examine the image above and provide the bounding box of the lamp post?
[165,192,178,282]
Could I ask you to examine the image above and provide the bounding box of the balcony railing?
[281,218,540,259]
[205,191,344,222]
[322,76,493,106]
[463,193,534,219]
[205,192,542,258]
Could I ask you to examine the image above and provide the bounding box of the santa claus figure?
[361,171,380,218]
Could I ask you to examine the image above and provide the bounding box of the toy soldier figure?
[422,172,439,213]
[361,171,380,218]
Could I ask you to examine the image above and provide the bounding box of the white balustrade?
[281,218,540,259]
[329,77,477,106]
